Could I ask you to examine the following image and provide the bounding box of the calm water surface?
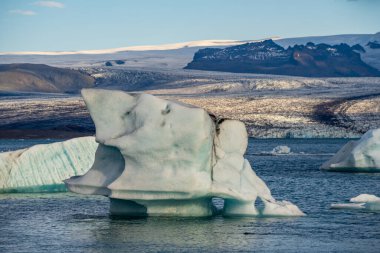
[0,138,379,252]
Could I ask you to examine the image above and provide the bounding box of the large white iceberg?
[331,194,380,211]
[65,89,304,217]
[0,137,97,193]
[321,129,380,172]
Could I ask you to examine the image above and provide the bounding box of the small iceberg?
[270,145,291,155]
[350,193,380,203]
[255,145,292,156]
[331,194,380,211]
[321,129,380,172]
[331,203,366,210]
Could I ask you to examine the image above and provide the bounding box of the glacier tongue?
[0,137,97,193]
[65,89,305,217]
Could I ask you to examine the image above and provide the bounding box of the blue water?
[0,138,379,252]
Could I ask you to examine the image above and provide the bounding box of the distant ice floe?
[270,145,291,155]
[253,145,292,156]
[252,145,335,156]
[331,194,380,211]
[321,128,380,172]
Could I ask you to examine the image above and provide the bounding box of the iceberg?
[331,194,380,211]
[259,145,291,156]
[321,129,380,172]
[350,194,380,203]
[270,145,291,155]
[65,89,304,217]
[0,137,97,193]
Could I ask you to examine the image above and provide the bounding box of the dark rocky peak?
[305,42,316,49]
[192,40,287,62]
[367,41,380,49]
[232,39,285,51]
[351,44,366,53]
[193,48,222,60]
[289,43,358,57]
[185,39,380,77]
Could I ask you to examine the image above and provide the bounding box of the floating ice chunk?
[350,194,380,203]
[65,89,304,217]
[331,203,366,209]
[331,194,380,211]
[261,200,306,216]
[270,145,291,155]
[321,129,380,172]
[0,137,97,193]
[256,145,292,156]
[365,201,380,211]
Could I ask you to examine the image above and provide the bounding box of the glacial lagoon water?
[0,138,379,252]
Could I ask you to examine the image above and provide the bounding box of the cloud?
[33,1,64,8]
[9,9,37,16]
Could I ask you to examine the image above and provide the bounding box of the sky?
[0,0,380,52]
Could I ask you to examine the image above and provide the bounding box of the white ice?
[350,194,380,203]
[321,128,380,172]
[256,145,292,156]
[270,145,291,155]
[0,137,97,193]
[331,194,380,211]
[65,89,305,217]
[330,203,366,209]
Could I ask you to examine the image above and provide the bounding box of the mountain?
[0,33,378,71]
[184,40,380,77]
[0,63,95,93]
[276,32,380,70]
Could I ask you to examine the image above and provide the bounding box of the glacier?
[0,137,97,193]
[65,89,305,217]
[321,128,380,172]
[331,194,380,211]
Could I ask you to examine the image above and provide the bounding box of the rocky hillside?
[0,63,95,93]
[185,40,380,77]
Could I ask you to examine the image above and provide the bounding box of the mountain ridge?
[0,63,95,93]
[184,40,380,77]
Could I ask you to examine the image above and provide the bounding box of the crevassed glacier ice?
[331,194,380,211]
[65,89,305,217]
[321,129,380,172]
[0,137,97,193]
